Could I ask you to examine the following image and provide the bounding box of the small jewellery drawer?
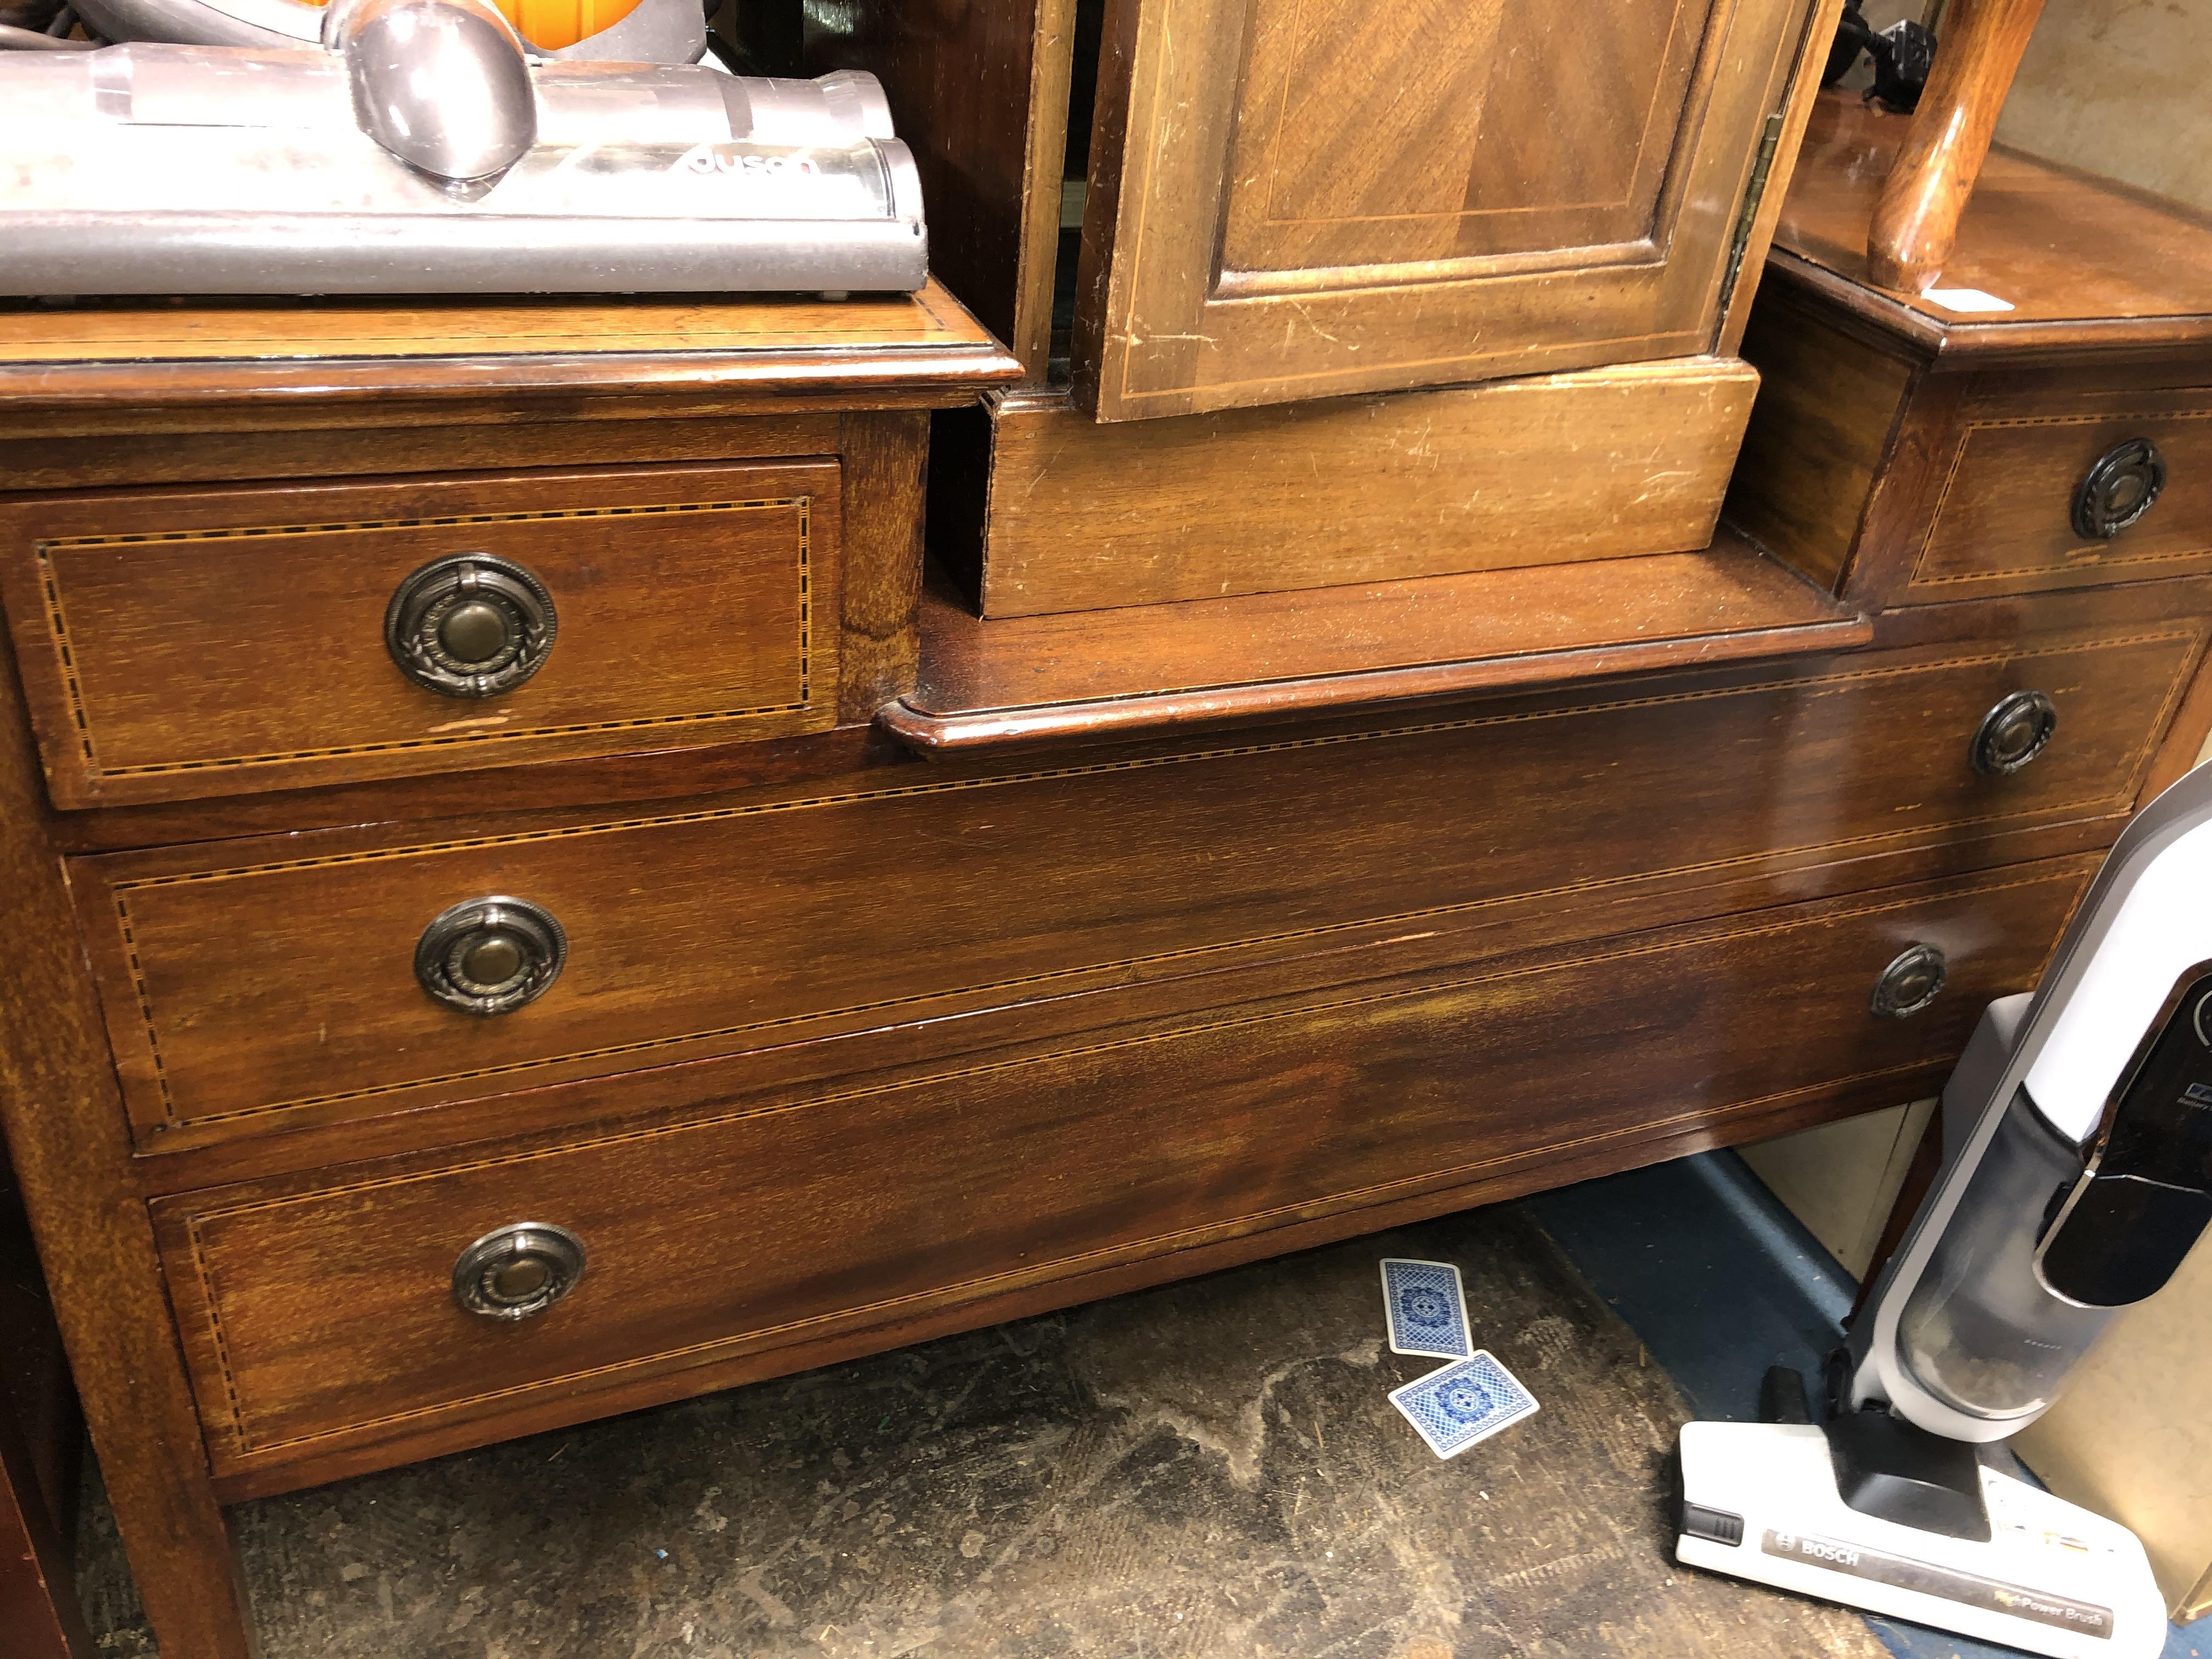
[1910,383,2212,599]
[76,614,2199,1155]
[151,859,2093,1487]
[0,460,842,806]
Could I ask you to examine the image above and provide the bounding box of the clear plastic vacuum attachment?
[1894,1088,2115,1423]
[0,48,928,296]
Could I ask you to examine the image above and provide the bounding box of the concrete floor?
[77,1200,1888,1659]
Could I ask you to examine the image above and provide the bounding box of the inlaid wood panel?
[77,615,2202,1154]
[0,462,841,806]
[1072,0,1829,417]
[1911,385,2212,598]
[151,857,2093,1488]
[1222,0,1712,272]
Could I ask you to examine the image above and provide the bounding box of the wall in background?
[1997,0,2212,213]
[1737,1100,1934,1279]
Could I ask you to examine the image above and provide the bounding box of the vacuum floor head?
[1678,1421,2168,1659]
[0,41,927,297]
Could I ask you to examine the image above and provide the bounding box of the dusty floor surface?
[78,1203,1889,1658]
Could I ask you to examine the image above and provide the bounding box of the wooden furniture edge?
[0,346,1024,415]
[879,584,1875,757]
[0,1383,93,1659]
[0,631,256,1658]
[1012,0,1080,381]
[1763,249,2212,369]
[1717,0,1850,356]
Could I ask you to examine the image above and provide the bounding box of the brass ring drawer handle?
[2072,437,2166,540]
[452,1223,586,1321]
[1870,943,1948,1020]
[415,896,567,1017]
[1970,689,2057,777]
[385,553,558,699]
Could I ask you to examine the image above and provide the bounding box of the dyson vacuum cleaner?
[0,0,926,295]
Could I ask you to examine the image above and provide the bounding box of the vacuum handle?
[2035,962,2212,1306]
[328,0,537,182]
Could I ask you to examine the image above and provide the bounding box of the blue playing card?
[1380,1258,1472,1359]
[1388,1351,1539,1459]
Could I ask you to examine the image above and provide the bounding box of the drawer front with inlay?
[0,460,842,806]
[151,859,2094,1487]
[1910,385,2212,599]
[78,614,2199,1155]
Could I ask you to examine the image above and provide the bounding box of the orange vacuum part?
[300,0,645,49]
[495,0,642,48]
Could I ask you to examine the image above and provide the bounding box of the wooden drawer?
[79,612,2200,1156]
[1912,383,2212,599]
[1729,260,2212,607]
[0,460,843,807]
[151,858,2092,1488]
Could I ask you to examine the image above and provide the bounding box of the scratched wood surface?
[969,359,1759,615]
[1070,0,1825,418]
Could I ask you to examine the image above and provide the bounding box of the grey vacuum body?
[1674,759,2212,1658]
[0,0,928,297]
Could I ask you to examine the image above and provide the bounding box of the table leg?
[1866,0,2048,293]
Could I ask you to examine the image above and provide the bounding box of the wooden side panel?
[79,616,2202,1152]
[980,359,1759,616]
[0,635,256,1656]
[833,411,930,721]
[154,859,2094,1489]
[804,0,1074,380]
[1073,0,1822,418]
[1726,296,1915,592]
[1,462,844,808]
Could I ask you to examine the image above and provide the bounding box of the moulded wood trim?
[880,611,1875,755]
[0,352,1025,421]
[0,281,1023,416]
[1761,251,2212,369]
